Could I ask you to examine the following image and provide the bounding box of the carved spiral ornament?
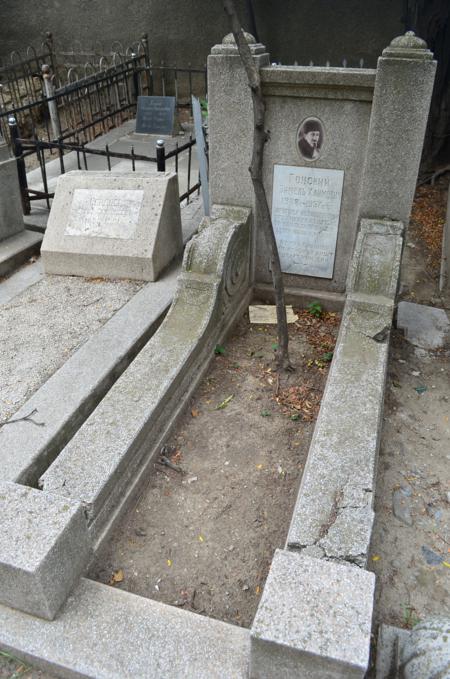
[224,229,249,301]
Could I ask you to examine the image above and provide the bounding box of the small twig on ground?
[157,455,184,474]
[0,408,45,430]
[82,297,103,307]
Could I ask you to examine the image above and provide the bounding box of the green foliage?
[214,344,225,355]
[199,98,208,119]
[307,301,323,318]
[402,604,421,629]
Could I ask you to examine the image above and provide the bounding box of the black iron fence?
[8,117,200,215]
[0,34,207,146]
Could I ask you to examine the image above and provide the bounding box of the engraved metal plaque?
[272,165,344,278]
[135,96,176,135]
[65,189,144,239]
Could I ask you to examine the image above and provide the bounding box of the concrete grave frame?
[0,33,436,679]
[0,210,403,678]
[0,138,43,277]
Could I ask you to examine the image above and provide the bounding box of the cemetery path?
[368,178,450,671]
[89,311,339,629]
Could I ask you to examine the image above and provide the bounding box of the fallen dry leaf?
[109,569,124,585]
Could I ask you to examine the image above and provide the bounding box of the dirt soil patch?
[90,308,340,629]
[370,330,450,633]
[367,178,450,672]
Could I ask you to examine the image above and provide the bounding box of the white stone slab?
[42,171,183,282]
[397,301,450,350]
[250,550,375,678]
[65,189,143,239]
[272,164,344,279]
[0,481,92,620]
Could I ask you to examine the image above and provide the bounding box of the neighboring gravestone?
[135,96,176,135]
[0,138,25,241]
[41,170,183,281]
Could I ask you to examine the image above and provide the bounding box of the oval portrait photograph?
[297,117,324,161]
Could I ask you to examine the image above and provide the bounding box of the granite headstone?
[135,96,176,135]
[41,170,183,281]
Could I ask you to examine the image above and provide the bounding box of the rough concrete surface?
[0,147,24,241]
[0,578,250,679]
[41,171,183,281]
[40,208,252,547]
[2,265,179,485]
[0,230,42,278]
[359,33,436,227]
[250,550,375,679]
[0,258,43,306]
[397,300,450,350]
[0,482,92,620]
[0,274,143,422]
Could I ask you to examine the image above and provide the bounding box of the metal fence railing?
[8,117,200,215]
[0,34,207,146]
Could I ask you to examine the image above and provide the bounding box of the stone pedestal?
[359,32,436,225]
[0,140,25,241]
[250,550,375,679]
[208,33,270,209]
[42,170,183,282]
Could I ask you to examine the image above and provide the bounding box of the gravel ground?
[0,268,144,422]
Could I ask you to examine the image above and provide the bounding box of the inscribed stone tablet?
[272,165,344,279]
[136,96,176,135]
[65,189,143,239]
[41,170,183,281]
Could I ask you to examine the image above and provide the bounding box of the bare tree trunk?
[223,0,293,371]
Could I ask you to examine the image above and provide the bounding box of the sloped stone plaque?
[272,165,344,279]
[136,96,176,135]
[42,170,183,281]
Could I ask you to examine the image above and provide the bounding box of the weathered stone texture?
[0,482,92,620]
[250,550,375,678]
[42,170,183,281]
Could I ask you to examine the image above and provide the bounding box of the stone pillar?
[0,137,25,241]
[208,33,270,208]
[359,32,436,225]
[250,550,375,679]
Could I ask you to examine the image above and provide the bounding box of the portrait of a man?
[297,118,324,161]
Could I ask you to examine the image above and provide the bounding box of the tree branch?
[223,0,293,371]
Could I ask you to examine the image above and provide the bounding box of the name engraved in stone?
[136,96,176,135]
[65,189,144,239]
[272,165,344,278]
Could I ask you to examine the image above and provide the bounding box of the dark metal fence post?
[141,33,151,96]
[131,52,140,103]
[44,31,57,76]
[42,63,61,140]
[156,139,165,172]
[8,115,30,214]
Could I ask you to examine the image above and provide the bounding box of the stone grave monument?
[135,96,176,135]
[208,31,436,302]
[41,170,183,281]
[0,136,25,241]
